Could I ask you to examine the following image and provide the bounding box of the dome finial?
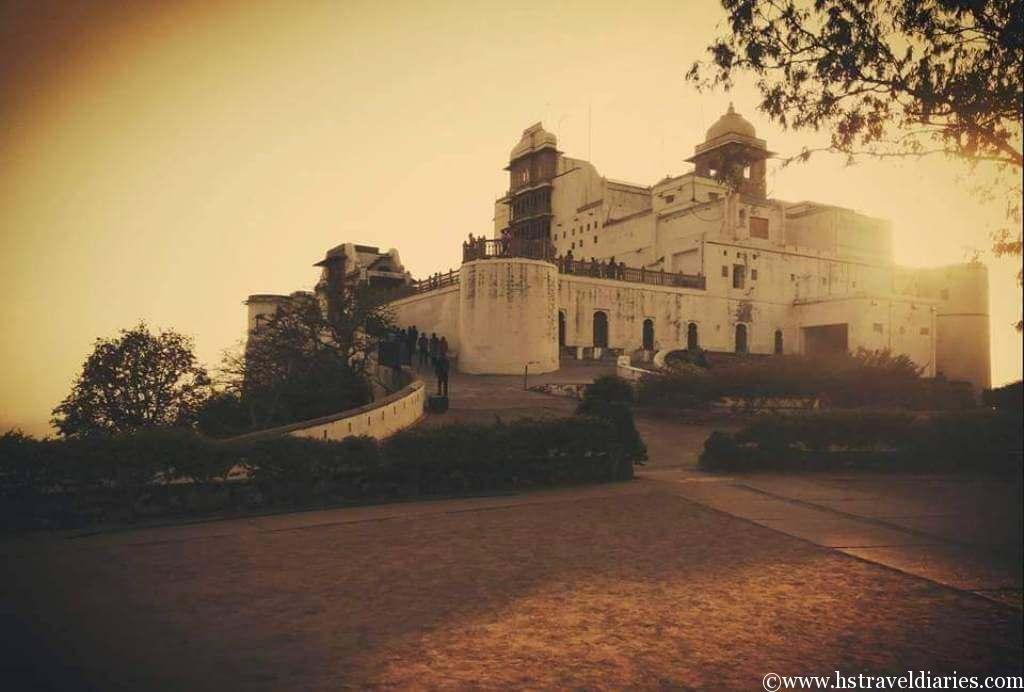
[727,102,735,114]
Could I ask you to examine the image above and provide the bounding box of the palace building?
[247,105,991,392]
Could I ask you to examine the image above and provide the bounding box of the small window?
[790,274,795,281]
[593,236,597,243]
[750,217,769,239]
[733,265,746,289]
[873,323,884,333]
[751,269,758,281]
[665,194,675,204]
[920,327,930,335]
[571,242,576,249]
[708,192,720,201]
[721,266,729,278]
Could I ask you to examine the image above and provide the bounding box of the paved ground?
[2,364,1021,689]
[3,478,1021,690]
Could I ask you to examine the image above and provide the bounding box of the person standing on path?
[434,353,449,397]
[429,333,439,366]
[439,336,448,359]
[417,333,429,369]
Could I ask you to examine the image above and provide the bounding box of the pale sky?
[1,0,1021,436]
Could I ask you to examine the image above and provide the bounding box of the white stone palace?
[247,105,991,392]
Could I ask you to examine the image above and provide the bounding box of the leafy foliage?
[219,288,391,432]
[638,348,972,409]
[1,414,643,528]
[699,409,1022,473]
[51,323,210,438]
[689,0,1022,167]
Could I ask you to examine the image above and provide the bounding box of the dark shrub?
[196,392,253,438]
[641,349,970,410]
[2,410,644,529]
[699,410,1022,473]
[983,380,1023,411]
[580,376,634,408]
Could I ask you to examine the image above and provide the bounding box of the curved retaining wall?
[458,257,559,375]
[227,376,425,443]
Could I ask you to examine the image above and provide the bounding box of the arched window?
[642,319,655,351]
[774,329,784,355]
[558,311,566,347]
[687,322,699,351]
[593,311,609,348]
[735,323,748,354]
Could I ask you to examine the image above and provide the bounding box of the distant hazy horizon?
[2,0,1021,436]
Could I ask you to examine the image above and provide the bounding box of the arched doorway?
[774,329,783,354]
[593,311,609,348]
[735,323,748,354]
[687,322,699,351]
[558,311,566,347]
[642,319,655,351]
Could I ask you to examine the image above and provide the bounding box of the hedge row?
[639,351,976,410]
[0,413,642,529]
[699,410,1023,473]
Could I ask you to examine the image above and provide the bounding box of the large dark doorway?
[593,311,609,348]
[735,323,748,354]
[642,319,654,351]
[802,323,849,356]
[558,311,566,347]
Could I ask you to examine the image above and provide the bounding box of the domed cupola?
[705,102,757,141]
[686,103,774,199]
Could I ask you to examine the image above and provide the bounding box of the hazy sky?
[2,0,1021,435]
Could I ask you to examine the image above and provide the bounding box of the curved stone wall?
[227,375,425,443]
[458,257,559,375]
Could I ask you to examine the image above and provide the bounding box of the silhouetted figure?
[418,333,429,368]
[435,354,450,397]
[565,249,574,273]
[439,336,448,358]
[429,333,440,365]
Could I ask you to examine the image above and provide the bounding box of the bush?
[699,410,1022,473]
[983,380,1023,411]
[0,413,644,529]
[640,349,970,410]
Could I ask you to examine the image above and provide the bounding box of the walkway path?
[3,477,1020,690]
[420,361,1022,608]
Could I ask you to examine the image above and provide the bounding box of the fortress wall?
[911,263,991,390]
[793,297,936,375]
[458,258,559,374]
[558,276,794,355]
[388,284,461,355]
[226,375,425,443]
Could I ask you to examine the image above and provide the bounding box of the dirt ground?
[3,480,1020,690]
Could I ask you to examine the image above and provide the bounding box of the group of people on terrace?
[388,324,450,397]
[555,250,628,280]
[456,232,703,288]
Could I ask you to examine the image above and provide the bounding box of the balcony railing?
[557,257,706,290]
[462,237,557,263]
[410,269,459,294]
